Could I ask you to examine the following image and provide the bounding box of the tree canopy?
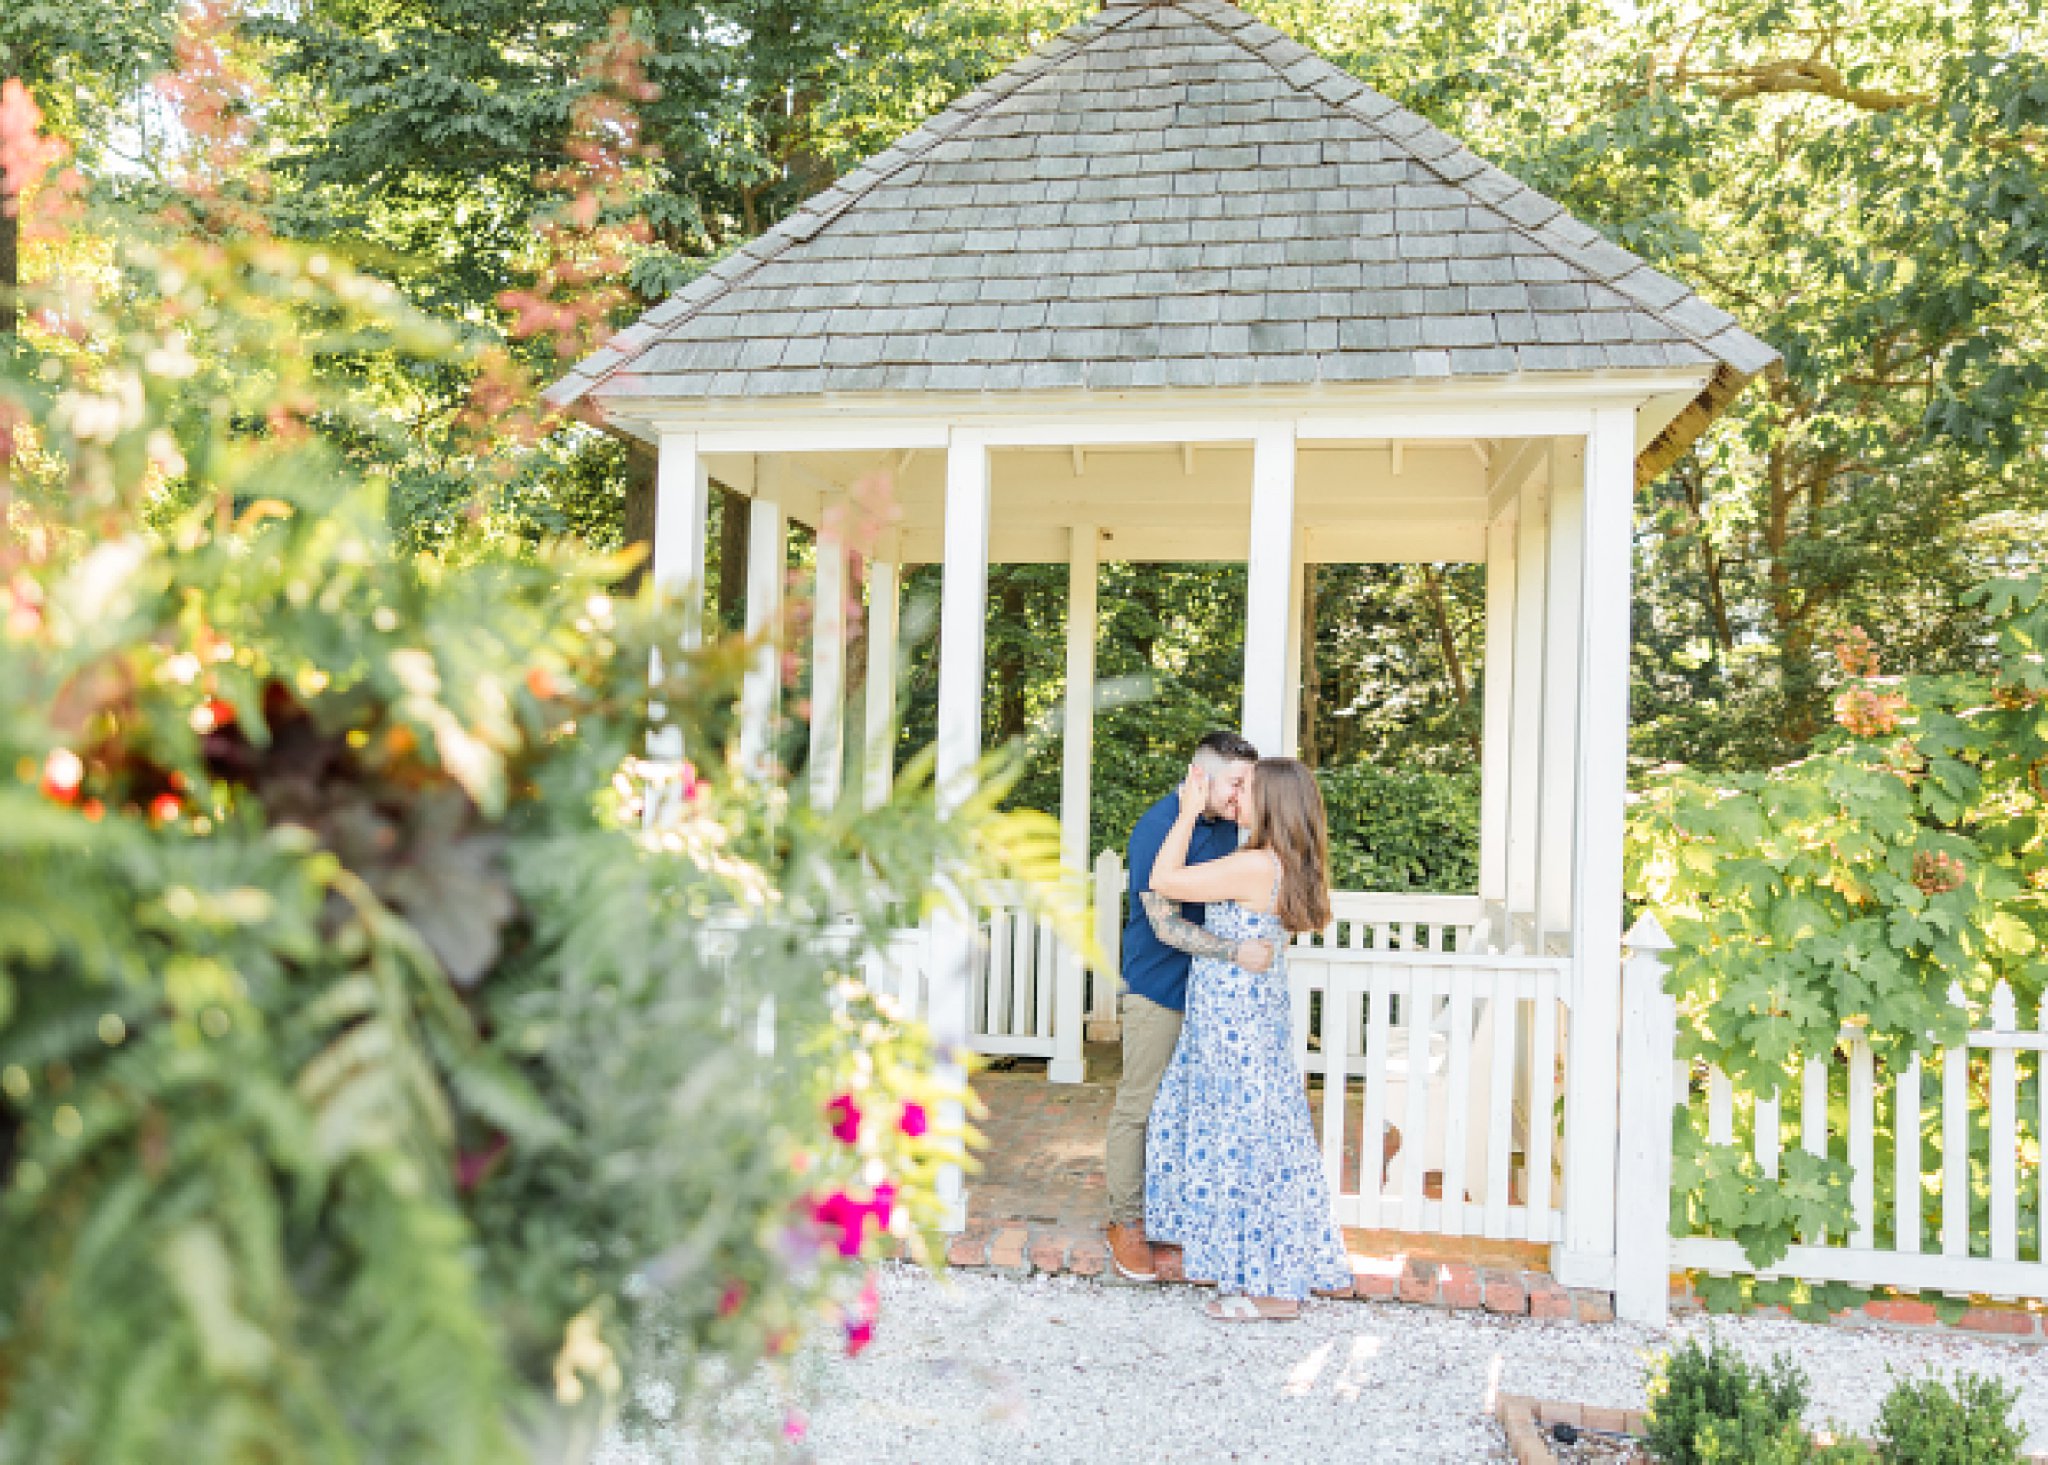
[7,0,2045,840]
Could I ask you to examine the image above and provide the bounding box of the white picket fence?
[1287,947,1572,1242]
[858,885,1088,1084]
[1614,921,2048,1322]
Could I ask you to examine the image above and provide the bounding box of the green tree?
[0,80,1061,1463]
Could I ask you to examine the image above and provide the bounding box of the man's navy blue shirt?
[1120,792,1240,1013]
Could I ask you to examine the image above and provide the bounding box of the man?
[1103,730,1272,1282]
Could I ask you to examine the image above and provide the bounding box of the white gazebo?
[551,0,1775,1289]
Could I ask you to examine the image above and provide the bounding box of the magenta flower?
[809,1183,897,1257]
[716,1281,746,1318]
[783,1410,807,1442]
[898,1101,928,1138]
[844,1270,881,1356]
[825,1092,862,1146]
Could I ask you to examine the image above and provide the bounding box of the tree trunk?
[1,196,18,340]
[994,573,1027,743]
[1422,565,1482,761]
[1298,562,1320,767]
[716,484,750,634]
[617,438,658,595]
[1421,566,1471,708]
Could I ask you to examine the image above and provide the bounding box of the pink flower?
[783,1410,807,1441]
[826,1093,862,1145]
[844,1272,881,1356]
[898,1102,928,1138]
[809,1183,897,1257]
[717,1281,746,1318]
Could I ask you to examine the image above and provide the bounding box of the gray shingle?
[554,0,1776,415]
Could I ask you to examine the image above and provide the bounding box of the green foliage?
[0,149,1059,1461]
[1873,1372,2025,1465]
[1632,577,2048,1269]
[1647,1348,2029,1465]
[1645,1337,1813,1465]
[1319,765,1479,893]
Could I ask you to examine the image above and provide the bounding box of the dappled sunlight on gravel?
[600,1266,2048,1464]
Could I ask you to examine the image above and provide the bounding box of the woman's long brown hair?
[1245,758,1332,935]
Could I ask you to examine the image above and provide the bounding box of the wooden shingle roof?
[552,0,1776,470]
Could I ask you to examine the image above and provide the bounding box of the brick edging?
[1494,1395,1646,1465]
[1671,1276,2048,1344]
[943,1223,1614,1322]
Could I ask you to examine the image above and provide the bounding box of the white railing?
[861,887,1087,1084]
[1290,947,1572,1243]
[1293,892,1489,958]
[1615,922,2048,1323]
[1086,849,1125,1041]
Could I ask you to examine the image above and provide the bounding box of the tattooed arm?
[1141,892,1275,974]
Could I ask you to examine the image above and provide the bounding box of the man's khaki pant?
[1105,993,1184,1226]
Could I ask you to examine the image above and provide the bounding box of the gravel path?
[600,1267,2048,1464]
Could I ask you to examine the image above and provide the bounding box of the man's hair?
[1192,730,1259,768]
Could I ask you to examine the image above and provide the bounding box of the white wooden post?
[930,431,992,1229]
[809,513,848,811]
[1281,525,1308,757]
[1241,425,1298,757]
[1477,500,1519,918]
[1061,524,1099,878]
[739,487,788,777]
[1536,443,1584,949]
[1088,847,1124,1041]
[643,432,709,810]
[1505,473,1549,930]
[862,555,899,810]
[651,430,711,639]
[1556,405,1639,1290]
[1049,523,1099,1083]
[1614,913,1677,1325]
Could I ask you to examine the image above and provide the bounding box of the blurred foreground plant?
[0,79,1060,1464]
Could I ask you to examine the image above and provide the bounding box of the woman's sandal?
[1204,1296,1301,1323]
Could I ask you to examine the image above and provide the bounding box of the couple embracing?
[1102,732,1351,1322]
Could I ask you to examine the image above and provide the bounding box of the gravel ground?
[598,1266,2048,1464]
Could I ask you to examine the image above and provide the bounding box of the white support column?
[1505,473,1550,935]
[809,513,848,812]
[1614,914,1678,1325]
[1051,523,1098,1086]
[930,431,993,1229]
[1241,425,1298,757]
[739,484,788,777]
[862,555,899,810]
[1536,443,1584,950]
[651,430,711,641]
[1476,499,1520,917]
[643,433,709,812]
[1060,525,1099,879]
[1281,525,1308,757]
[1555,404,1639,1290]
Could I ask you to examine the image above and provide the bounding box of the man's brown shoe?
[1106,1222,1157,1282]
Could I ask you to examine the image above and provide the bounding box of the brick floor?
[963,1044,1616,1323]
[963,1048,2048,1345]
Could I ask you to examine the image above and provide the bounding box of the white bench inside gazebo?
[551,0,1777,1293]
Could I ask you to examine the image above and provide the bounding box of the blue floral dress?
[1144,856,1352,1300]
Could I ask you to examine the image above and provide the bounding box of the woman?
[1142,756,1351,1321]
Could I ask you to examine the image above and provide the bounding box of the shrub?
[0,106,1060,1464]
[1873,1372,2025,1465]
[1644,1337,1814,1465]
[1630,580,2048,1278]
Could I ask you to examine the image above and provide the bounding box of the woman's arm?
[1149,765,1280,907]
[1140,891,1274,972]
